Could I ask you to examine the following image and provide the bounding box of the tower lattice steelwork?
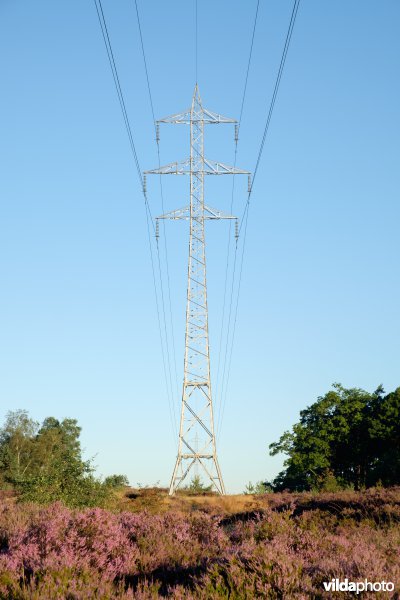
[145,85,249,495]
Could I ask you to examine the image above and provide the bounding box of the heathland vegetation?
[0,487,399,598]
[0,384,399,597]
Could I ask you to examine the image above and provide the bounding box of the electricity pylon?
[145,85,249,495]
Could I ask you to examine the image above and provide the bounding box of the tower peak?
[192,83,202,107]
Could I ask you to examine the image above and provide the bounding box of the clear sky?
[0,1,399,493]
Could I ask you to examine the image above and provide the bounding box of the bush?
[181,474,213,494]
[104,474,129,489]
[17,473,112,508]
[243,481,272,495]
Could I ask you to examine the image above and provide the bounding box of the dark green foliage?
[368,387,400,486]
[0,410,112,507]
[18,472,111,508]
[269,384,400,491]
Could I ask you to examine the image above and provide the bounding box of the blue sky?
[0,1,399,493]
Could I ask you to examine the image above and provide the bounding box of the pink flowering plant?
[0,488,399,598]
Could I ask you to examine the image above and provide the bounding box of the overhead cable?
[239,0,301,232]
[93,0,177,438]
[215,0,260,434]
[93,0,155,229]
[133,0,179,428]
[219,0,301,438]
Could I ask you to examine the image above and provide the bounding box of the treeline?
[0,410,128,507]
[269,384,400,491]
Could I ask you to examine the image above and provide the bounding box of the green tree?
[269,384,400,491]
[0,410,38,485]
[33,417,89,478]
[0,410,112,507]
[104,474,129,488]
[183,475,212,493]
[368,387,400,486]
[243,481,272,495]
[20,417,106,507]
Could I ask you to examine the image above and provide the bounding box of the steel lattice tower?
[145,85,249,495]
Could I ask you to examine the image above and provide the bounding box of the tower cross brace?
[145,85,249,495]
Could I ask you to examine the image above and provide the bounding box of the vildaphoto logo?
[323,579,394,594]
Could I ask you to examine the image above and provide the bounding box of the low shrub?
[0,488,398,598]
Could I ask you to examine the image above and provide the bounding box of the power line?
[195,0,198,83]
[133,0,155,124]
[215,0,260,433]
[218,0,301,438]
[94,1,143,194]
[93,0,176,438]
[238,0,260,128]
[144,196,178,442]
[93,0,301,449]
[253,0,301,187]
[218,201,250,438]
[239,0,301,233]
[133,0,180,425]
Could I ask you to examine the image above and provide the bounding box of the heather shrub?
[0,488,399,598]
[0,502,139,577]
